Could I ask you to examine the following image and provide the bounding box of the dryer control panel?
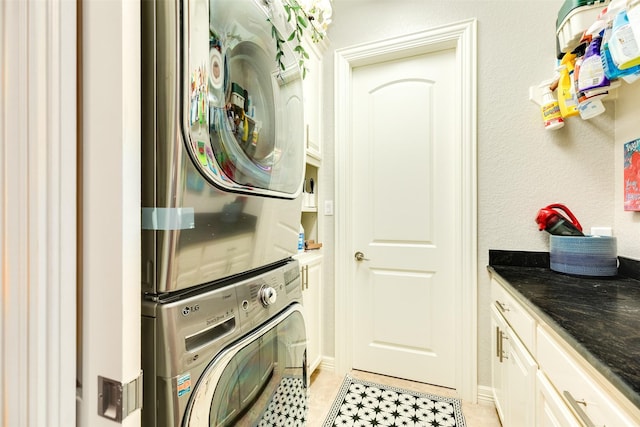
[141,258,302,378]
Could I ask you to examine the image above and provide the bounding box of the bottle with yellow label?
[541,86,565,130]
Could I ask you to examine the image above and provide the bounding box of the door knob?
[354,251,370,261]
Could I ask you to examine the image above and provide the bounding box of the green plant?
[270,0,328,79]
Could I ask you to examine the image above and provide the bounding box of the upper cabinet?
[303,37,327,163]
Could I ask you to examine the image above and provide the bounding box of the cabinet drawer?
[536,370,581,427]
[537,326,639,426]
[491,278,535,351]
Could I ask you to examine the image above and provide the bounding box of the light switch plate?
[324,200,334,216]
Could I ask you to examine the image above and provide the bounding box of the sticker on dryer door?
[177,373,192,397]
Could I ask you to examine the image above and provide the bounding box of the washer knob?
[259,286,277,307]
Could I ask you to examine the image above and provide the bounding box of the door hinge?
[98,371,143,423]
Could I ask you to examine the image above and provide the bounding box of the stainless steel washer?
[141,259,307,426]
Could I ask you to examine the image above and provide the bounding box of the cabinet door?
[301,255,323,375]
[490,305,507,424]
[302,40,322,160]
[505,325,537,427]
[491,303,537,427]
[536,371,581,427]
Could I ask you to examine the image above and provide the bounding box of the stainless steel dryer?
[141,0,305,296]
[141,259,307,427]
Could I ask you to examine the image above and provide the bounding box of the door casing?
[333,18,478,402]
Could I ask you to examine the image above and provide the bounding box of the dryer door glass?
[185,0,304,199]
[183,306,307,426]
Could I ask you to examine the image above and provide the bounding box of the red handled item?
[535,204,584,236]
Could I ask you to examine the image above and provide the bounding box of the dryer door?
[182,305,307,426]
[185,0,305,199]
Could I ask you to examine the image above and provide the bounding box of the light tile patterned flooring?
[307,369,502,427]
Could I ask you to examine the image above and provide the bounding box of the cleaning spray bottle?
[577,11,610,95]
[540,85,564,130]
[557,52,579,118]
[573,43,607,119]
[578,32,610,95]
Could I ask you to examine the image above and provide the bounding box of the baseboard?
[319,356,335,372]
[477,385,495,404]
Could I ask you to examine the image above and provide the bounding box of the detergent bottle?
[600,0,640,81]
[540,86,564,130]
[626,0,640,63]
[609,7,640,69]
[557,52,579,118]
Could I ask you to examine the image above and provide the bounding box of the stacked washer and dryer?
[140,0,308,425]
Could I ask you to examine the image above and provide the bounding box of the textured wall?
[615,83,640,256]
[321,0,629,391]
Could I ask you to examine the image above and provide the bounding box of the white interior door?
[351,47,458,387]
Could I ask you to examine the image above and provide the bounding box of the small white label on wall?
[590,227,612,236]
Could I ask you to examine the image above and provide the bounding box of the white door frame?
[1,1,77,425]
[334,19,478,402]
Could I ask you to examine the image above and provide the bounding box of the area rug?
[322,375,466,427]
[258,376,307,426]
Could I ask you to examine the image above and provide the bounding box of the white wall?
[322,0,631,391]
[615,83,640,256]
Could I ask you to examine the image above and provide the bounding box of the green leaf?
[297,15,307,28]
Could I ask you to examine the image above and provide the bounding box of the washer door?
[185,0,305,198]
[183,305,307,426]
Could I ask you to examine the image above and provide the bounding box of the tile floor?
[307,369,502,427]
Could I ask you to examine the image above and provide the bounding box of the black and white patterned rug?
[258,376,307,426]
[322,375,466,427]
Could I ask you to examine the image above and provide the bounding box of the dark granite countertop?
[488,250,640,411]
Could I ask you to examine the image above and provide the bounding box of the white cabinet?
[490,274,640,427]
[491,303,537,427]
[302,39,325,161]
[490,305,507,422]
[505,325,537,426]
[299,253,323,376]
[298,35,326,380]
[300,37,326,247]
[536,370,581,427]
[537,326,640,427]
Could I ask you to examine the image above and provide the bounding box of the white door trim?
[1,0,77,425]
[334,19,478,402]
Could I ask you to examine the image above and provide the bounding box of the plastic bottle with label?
[557,53,579,118]
[298,224,305,253]
[573,45,607,120]
[578,33,610,93]
[627,0,640,60]
[540,86,564,130]
[609,8,640,69]
[597,0,640,82]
